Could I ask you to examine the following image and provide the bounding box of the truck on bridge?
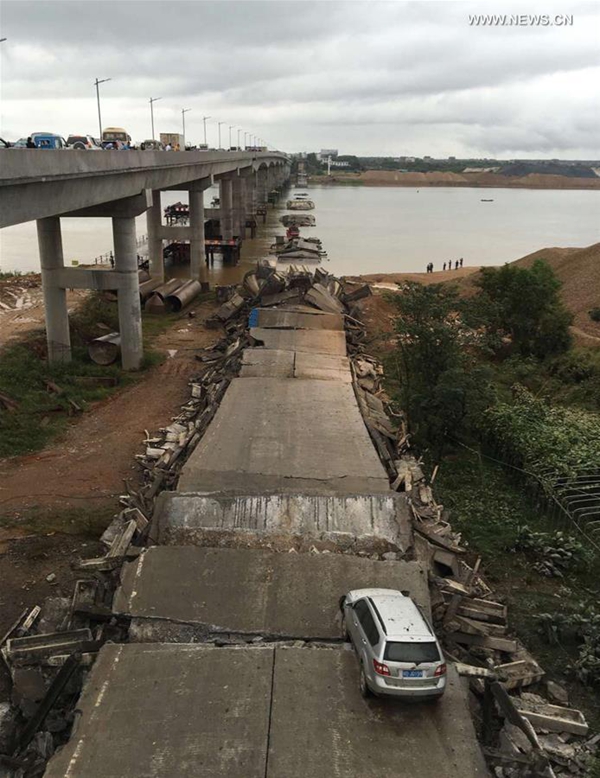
[160,132,185,150]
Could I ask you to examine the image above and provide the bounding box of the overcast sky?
[1,0,599,158]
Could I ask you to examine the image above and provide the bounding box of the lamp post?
[237,128,241,151]
[218,121,226,149]
[182,108,191,149]
[149,97,161,141]
[202,116,210,147]
[229,125,235,150]
[94,78,111,141]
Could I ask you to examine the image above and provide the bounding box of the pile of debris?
[0,275,41,314]
[0,580,129,774]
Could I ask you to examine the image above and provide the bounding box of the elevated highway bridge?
[0,149,291,368]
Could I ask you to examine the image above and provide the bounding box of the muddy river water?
[1,184,599,280]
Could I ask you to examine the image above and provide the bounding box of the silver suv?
[341,588,447,700]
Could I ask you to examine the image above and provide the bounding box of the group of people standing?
[425,258,464,273]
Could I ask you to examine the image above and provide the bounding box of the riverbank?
[315,169,600,190]
[351,242,600,345]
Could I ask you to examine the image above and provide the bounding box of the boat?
[286,197,315,210]
[480,199,494,202]
[280,214,316,227]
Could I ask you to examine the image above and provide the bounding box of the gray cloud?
[1,0,599,156]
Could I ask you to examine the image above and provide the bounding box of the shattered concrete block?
[0,702,18,753]
[546,679,569,706]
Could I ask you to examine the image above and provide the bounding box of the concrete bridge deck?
[43,297,488,777]
[0,149,289,228]
[45,644,488,778]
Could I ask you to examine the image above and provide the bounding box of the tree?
[393,283,494,456]
[471,259,572,358]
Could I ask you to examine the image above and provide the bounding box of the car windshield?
[384,641,440,663]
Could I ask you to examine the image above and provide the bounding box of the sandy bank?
[321,170,600,191]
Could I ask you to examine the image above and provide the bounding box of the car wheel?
[359,665,372,698]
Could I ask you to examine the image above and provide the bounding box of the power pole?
[94,78,111,140]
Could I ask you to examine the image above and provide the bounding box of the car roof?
[348,589,434,643]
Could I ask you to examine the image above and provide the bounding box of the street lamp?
[244,131,248,149]
[229,125,235,150]
[149,97,161,141]
[182,108,191,149]
[237,128,242,150]
[202,116,211,146]
[94,78,111,141]
[218,121,226,149]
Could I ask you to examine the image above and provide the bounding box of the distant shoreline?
[310,170,600,191]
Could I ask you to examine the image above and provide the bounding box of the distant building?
[317,149,338,161]
[448,156,456,161]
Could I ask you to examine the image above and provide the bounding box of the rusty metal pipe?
[164,279,202,312]
[89,332,120,365]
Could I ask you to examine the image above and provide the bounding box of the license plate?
[403,670,423,678]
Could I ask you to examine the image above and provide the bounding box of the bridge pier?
[37,216,71,364]
[113,216,143,371]
[219,177,234,240]
[189,178,212,283]
[232,177,245,239]
[146,190,164,282]
[257,168,268,207]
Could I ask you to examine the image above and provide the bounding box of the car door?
[350,600,380,678]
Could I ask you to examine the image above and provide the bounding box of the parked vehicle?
[141,139,164,150]
[30,132,70,149]
[11,138,28,148]
[0,138,11,148]
[67,134,102,150]
[341,588,447,700]
[159,133,184,150]
[101,127,131,149]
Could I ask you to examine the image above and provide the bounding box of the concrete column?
[113,216,143,371]
[189,188,206,282]
[219,177,234,240]
[146,190,164,281]
[246,173,257,216]
[257,168,268,206]
[37,217,71,364]
[232,177,245,239]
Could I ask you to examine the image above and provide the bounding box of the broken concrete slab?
[153,492,411,552]
[293,351,351,382]
[177,378,390,495]
[253,308,344,331]
[513,697,589,736]
[44,644,273,778]
[113,547,429,641]
[240,348,295,378]
[304,283,346,314]
[267,650,488,778]
[249,328,347,356]
[44,644,488,778]
[240,350,351,382]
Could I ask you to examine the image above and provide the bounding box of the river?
[1,185,599,279]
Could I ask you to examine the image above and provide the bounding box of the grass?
[0,291,208,458]
[435,449,600,730]
[0,504,114,537]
